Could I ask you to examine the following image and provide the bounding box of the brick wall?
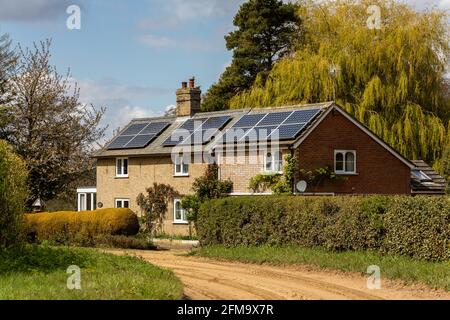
[219,149,291,193]
[295,110,411,194]
[96,156,207,235]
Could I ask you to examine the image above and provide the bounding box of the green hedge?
[0,140,28,247]
[25,208,140,246]
[197,196,450,262]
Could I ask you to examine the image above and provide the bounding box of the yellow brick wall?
[96,156,207,236]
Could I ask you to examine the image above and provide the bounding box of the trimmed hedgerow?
[197,196,450,262]
[24,208,139,246]
[0,140,28,247]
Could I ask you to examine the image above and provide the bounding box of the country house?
[77,78,445,235]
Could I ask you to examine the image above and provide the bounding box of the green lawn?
[0,245,183,300]
[192,245,450,291]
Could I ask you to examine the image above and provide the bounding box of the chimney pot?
[176,77,201,117]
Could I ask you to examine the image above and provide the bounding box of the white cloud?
[439,0,450,8]
[139,0,244,30]
[137,33,221,51]
[73,78,168,138]
[0,0,74,21]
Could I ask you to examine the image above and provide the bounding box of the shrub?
[197,196,450,262]
[182,163,233,225]
[137,183,178,236]
[0,140,28,247]
[382,197,450,261]
[24,208,139,245]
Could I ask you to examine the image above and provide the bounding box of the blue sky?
[0,0,448,138]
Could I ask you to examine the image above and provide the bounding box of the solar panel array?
[107,108,322,150]
[222,108,321,143]
[107,121,171,150]
[162,115,231,147]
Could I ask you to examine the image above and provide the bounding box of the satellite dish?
[296,181,307,193]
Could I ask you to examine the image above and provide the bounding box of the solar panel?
[284,108,320,124]
[222,128,252,143]
[107,120,171,150]
[241,126,278,142]
[121,123,149,135]
[232,114,266,128]
[162,116,232,146]
[270,123,307,140]
[257,111,292,126]
[202,116,231,129]
[107,135,134,149]
[222,108,322,144]
[161,130,191,147]
[125,134,156,148]
[140,122,170,134]
[179,118,208,131]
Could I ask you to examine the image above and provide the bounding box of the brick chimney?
[176,77,201,117]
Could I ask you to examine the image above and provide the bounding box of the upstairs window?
[174,156,189,176]
[263,151,283,173]
[334,150,356,174]
[116,158,129,177]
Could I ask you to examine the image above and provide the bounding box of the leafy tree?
[230,0,450,171]
[181,163,233,225]
[0,33,16,102]
[0,40,105,204]
[137,183,179,236]
[0,33,17,135]
[202,0,302,111]
[0,140,28,247]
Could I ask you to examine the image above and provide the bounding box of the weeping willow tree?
[230,0,450,172]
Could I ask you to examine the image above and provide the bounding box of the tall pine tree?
[201,0,302,112]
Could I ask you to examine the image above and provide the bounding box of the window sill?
[262,171,283,175]
[174,174,189,178]
[173,222,189,225]
[335,172,359,176]
[115,176,129,179]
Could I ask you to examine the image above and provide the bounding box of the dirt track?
[111,249,450,300]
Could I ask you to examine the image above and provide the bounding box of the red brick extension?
[296,109,411,195]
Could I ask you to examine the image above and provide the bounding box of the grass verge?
[191,245,450,291]
[0,245,183,300]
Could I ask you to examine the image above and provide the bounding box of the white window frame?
[115,198,130,209]
[173,199,188,224]
[116,157,129,178]
[174,157,189,177]
[77,187,97,212]
[334,150,357,174]
[263,151,283,174]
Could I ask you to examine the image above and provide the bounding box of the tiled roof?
[93,101,334,158]
[411,160,446,195]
